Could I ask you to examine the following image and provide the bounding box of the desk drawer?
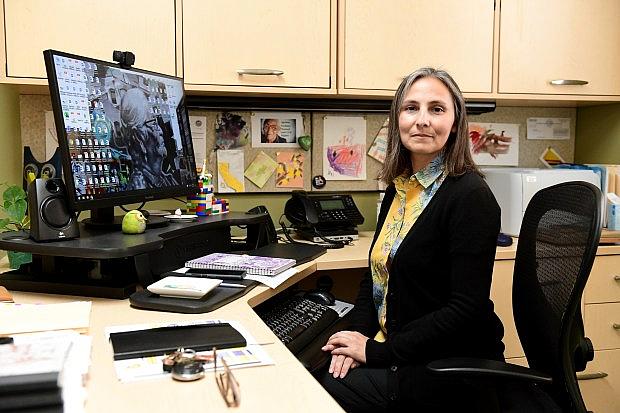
[585,255,620,304]
[584,302,620,350]
[578,349,620,413]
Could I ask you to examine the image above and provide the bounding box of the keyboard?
[256,295,340,355]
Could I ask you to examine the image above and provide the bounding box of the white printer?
[483,168,601,236]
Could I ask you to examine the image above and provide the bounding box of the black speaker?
[28,178,79,242]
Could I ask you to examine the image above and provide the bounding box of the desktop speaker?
[27,178,79,242]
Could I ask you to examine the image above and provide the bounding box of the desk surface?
[3,235,376,413]
[3,232,619,413]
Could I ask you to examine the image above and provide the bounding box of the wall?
[575,103,620,164]
[0,85,21,185]
[0,84,22,259]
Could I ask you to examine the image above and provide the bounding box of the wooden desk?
[4,233,619,412]
[2,234,373,413]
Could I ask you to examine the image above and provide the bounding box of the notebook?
[185,252,296,276]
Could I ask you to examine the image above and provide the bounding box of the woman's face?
[398,76,456,171]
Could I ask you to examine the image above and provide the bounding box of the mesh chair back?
[512,181,601,412]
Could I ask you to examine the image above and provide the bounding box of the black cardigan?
[350,172,505,393]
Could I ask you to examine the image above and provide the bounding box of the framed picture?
[251,111,303,148]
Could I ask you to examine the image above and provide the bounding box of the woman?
[320,68,504,412]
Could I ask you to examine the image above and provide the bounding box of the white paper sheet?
[217,150,245,192]
[189,115,207,165]
[526,117,571,140]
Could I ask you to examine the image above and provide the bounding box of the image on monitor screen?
[43,50,198,224]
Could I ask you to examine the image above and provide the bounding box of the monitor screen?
[44,50,198,220]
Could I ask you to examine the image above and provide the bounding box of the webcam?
[112,50,135,69]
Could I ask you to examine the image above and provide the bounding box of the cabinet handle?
[577,371,608,380]
[549,79,588,86]
[237,69,284,76]
[614,275,620,281]
[613,323,620,330]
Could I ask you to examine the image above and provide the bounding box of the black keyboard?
[256,295,340,355]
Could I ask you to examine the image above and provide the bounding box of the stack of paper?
[0,331,92,413]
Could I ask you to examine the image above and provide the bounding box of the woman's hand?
[322,331,369,364]
[328,354,360,378]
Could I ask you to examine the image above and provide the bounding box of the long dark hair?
[378,67,481,185]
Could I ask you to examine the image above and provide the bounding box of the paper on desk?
[245,267,299,289]
[104,319,274,382]
[0,301,92,335]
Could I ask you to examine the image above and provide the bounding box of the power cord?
[119,202,146,213]
[278,215,346,249]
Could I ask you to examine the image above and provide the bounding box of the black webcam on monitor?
[112,50,135,69]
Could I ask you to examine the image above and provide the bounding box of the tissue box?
[607,194,620,230]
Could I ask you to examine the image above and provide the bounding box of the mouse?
[497,233,513,247]
[304,290,335,306]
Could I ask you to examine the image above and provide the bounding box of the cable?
[120,202,146,213]
[278,215,345,249]
[311,229,351,249]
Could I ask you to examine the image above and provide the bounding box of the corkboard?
[188,110,312,193]
[311,112,389,192]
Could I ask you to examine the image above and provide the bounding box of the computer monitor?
[43,50,198,227]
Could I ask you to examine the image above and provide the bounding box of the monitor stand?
[82,206,168,230]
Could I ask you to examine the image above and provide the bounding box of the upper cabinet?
[1,0,177,83]
[182,0,336,94]
[3,1,620,103]
[499,0,620,96]
[338,0,495,96]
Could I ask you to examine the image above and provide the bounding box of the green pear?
[122,210,147,234]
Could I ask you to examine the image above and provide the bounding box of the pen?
[184,272,245,281]
[219,282,247,289]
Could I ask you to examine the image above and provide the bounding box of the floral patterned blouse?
[370,155,447,341]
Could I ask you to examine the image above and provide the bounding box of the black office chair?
[427,181,602,413]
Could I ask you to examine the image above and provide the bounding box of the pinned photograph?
[251,112,303,148]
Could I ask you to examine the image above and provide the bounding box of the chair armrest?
[427,358,553,384]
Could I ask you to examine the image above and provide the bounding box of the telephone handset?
[284,191,364,230]
[246,205,278,249]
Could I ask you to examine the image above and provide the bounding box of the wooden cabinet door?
[182,0,335,91]
[339,0,495,94]
[499,0,620,96]
[3,0,177,80]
